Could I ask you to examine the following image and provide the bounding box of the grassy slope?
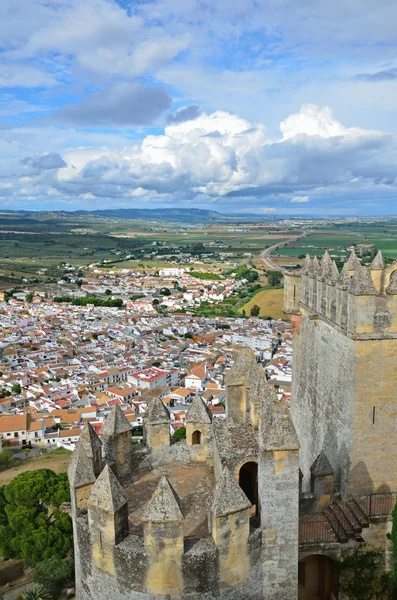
[239,287,284,319]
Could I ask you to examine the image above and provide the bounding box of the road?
[260,231,309,274]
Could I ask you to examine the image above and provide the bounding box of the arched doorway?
[239,462,258,516]
[298,555,338,600]
[192,430,201,445]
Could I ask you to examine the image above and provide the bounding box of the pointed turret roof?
[87,464,127,512]
[186,394,212,424]
[260,396,300,452]
[147,396,170,424]
[331,261,339,283]
[80,422,103,457]
[101,405,132,438]
[143,476,184,522]
[371,250,384,269]
[345,249,361,271]
[68,422,102,488]
[302,254,312,275]
[212,468,251,517]
[311,255,320,277]
[337,264,351,289]
[310,451,334,477]
[224,347,257,387]
[349,266,378,296]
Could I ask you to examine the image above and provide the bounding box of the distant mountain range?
[0,208,276,223]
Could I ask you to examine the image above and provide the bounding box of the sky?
[1,0,397,215]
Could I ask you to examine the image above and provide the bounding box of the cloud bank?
[11,104,397,212]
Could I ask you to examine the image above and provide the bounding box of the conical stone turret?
[345,249,361,272]
[143,477,184,597]
[349,266,378,296]
[101,405,132,482]
[87,464,129,571]
[371,250,384,269]
[68,422,102,510]
[212,468,251,517]
[146,397,170,452]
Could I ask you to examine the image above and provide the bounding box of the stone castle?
[69,249,397,600]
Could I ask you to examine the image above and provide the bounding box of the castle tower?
[68,422,102,511]
[211,467,251,588]
[87,464,129,576]
[143,476,184,598]
[258,383,300,600]
[101,405,132,482]
[287,250,397,496]
[224,348,259,424]
[186,394,212,461]
[146,396,170,452]
[310,450,334,509]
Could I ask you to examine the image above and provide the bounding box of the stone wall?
[291,307,355,495]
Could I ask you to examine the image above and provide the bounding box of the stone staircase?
[323,498,370,543]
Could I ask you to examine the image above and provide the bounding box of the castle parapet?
[68,422,102,511]
[286,249,397,338]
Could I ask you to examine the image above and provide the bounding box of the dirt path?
[0,454,71,485]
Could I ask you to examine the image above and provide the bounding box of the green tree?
[250,304,260,317]
[26,293,34,303]
[35,557,75,597]
[161,287,171,296]
[267,271,282,287]
[22,584,51,600]
[172,427,186,439]
[0,469,73,563]
[11,383,21,394]
[0,448,13,469]
[105,289,112,295]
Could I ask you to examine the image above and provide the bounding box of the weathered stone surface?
[310,451,334,477]
[212,468,251,517]
[349,266,378,296]
[186,395,212,424]
[371,250,384,269]
[147,397,170,424]
[143,476,184,522]
[68,422,102,488]
[87,464,127,512]
[345,249,361,270]
[101,405,132,437]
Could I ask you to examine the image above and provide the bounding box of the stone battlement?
[69,349,300,600]
[284,250,397,338]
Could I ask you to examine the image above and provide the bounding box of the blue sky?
[1,0,397,215]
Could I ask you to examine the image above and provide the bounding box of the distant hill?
[90,208,227,223]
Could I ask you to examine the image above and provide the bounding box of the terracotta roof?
[0,414,27,433]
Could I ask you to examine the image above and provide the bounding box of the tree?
[11,383,21,394]
[35,556,75,597]
[22,584,51,600]
[105,289,112,295]
[152,299,159,306]
[267,271,282,287]
[250,305,260,317]
[0,448,13,469]
[23,448,31,460]
[0,469,73,563]
[26,293,34,303]
[172,427,186,439]
[161,287,171,296]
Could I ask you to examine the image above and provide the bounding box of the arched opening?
[239,462,258,516]
[298,555,338,600]
[192,430,201,445]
